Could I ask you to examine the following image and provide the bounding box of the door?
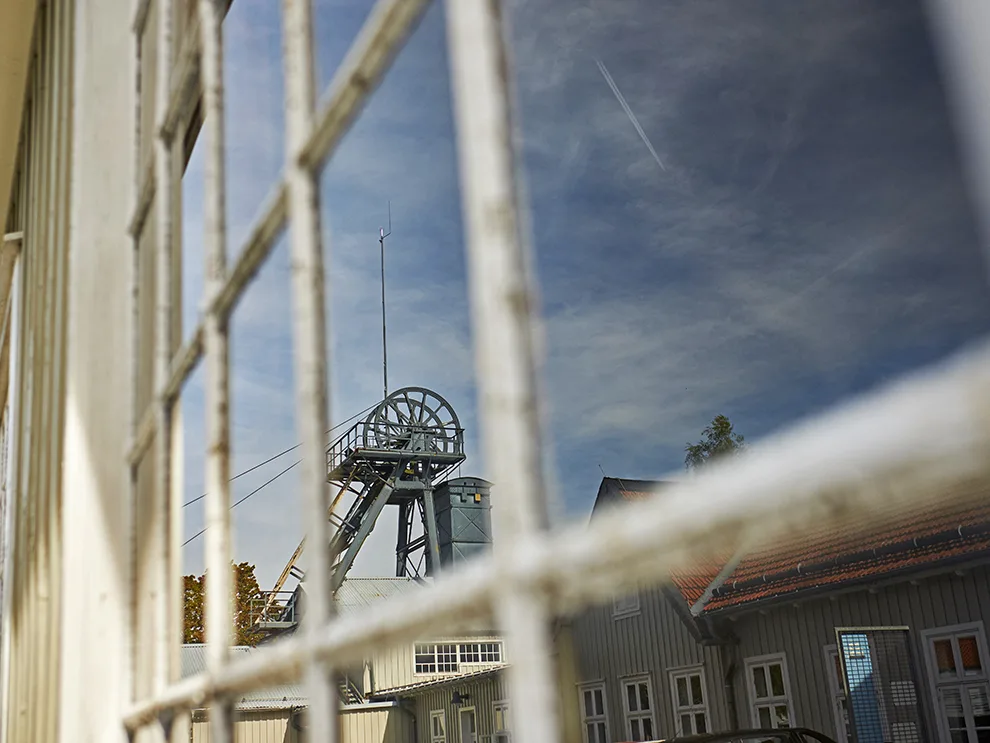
[459,707,477,743]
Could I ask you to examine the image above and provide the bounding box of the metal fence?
[119,0,990,742]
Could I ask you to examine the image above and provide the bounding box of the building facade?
[569,477,990,743]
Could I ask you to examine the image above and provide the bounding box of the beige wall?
[372,634,504,693]
[342,705,414,743]
[2,2,74,742]
[191,710,300,743]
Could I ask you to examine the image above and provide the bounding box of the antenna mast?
[379,202,392,401]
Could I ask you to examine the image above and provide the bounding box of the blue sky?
[179,0,990,589]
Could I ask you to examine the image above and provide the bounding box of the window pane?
[696,713,708,733]
[775,705,790,727]
[960,637,984,676]
[644,718,655,740]
[627,683,638,713]
[941,687,965,729]
[587,723,595,743]
[681,713,692,734]
[640,683,651,711]
[595,689,605,716]
[753,667,769,699]
[691,674,704,705]
[631,719,641,741]
[677,677,689,707]
[770,664,786,697]
[596,722,607,743]
[584,691,593,717]
[759,706,772,728]
[970,685,990,726]
[935,640,958,678]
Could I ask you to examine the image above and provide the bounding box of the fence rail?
[118,0,990,742]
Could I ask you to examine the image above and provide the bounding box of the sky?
[179,0,990,591]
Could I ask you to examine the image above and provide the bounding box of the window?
[431,710,447,743]
[414,642,504,674]
[493,701,511,743]
[623,675,656,742]
[613,592,641,618]
[580,683,609,743]
[745,655,793,728]
[922,624,990,743]
[824,646,852,743]
[670,667,709,736]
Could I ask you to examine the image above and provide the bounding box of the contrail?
[596,58,666,172]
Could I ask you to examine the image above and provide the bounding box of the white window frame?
[613,591,641,619]
[824,645,850,743]
[431,709,447,743]
[920,622,990,743]
[622,674,657,742]
[745,653,795,729]
[669,665,710,737]
[459,705,478,743]
[493,700,511,743]
[579,681,610,743]
[414,640,505,676]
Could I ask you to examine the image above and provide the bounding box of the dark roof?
[591,475,990,613]
[591,477,671,515]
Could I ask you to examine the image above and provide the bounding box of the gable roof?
[591,475,990,614]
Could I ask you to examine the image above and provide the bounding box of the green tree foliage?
[183,561,264,647]
[684,414,746,469]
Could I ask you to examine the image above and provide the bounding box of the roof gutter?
[708,522,990,605]
[704,541,990,617]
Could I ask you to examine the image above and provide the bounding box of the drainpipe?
[718,638,741,730]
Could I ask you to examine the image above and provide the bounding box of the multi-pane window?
[613,592,641,618]
[623,676,656,742]
[580,683,609,743]
[431,710,447,743]
[670,667,709,736]
[493,701,511,743]
[923,624,990,743]
[414,642,504,674]
[746,655,793,728]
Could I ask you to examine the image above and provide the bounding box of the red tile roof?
[595,476,990,614]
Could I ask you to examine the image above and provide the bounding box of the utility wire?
[182,459,301,547]
[181,401,378,508]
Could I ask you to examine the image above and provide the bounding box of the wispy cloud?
[179,0,990,591]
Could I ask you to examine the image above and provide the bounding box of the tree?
[183,561,264,647]
[684,414,746,469]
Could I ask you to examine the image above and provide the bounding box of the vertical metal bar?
[198,0,234,739]
[155,0,177,729]
[442,2,559,743]
[127,0,144,718]
[281,0,337,739]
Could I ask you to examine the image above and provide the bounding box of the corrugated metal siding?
[2,1,73,742]
[728,564,990,743]
[341,705,414,743]
[190,710,299,743]
[415,674,508,743]
[571,586,729,740]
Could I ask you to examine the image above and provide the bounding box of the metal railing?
[119,1,990,743]
[249,591,298,628]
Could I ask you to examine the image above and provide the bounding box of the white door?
[459,707,477,743]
